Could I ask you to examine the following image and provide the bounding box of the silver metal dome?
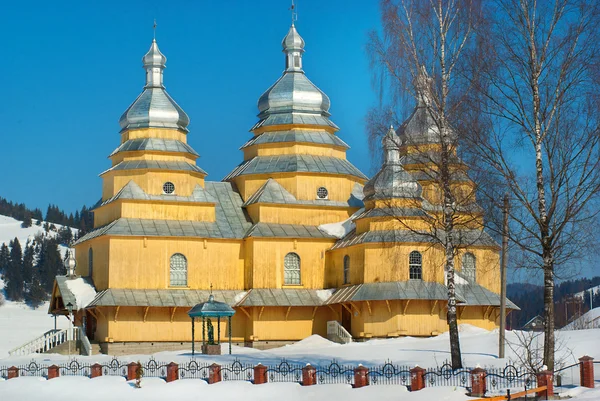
[119,39,190,132]
[254,24,334,130]
[363,127,422,201]
[282,23,305,52]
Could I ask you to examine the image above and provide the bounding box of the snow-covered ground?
[0,214,76,257]
[563,307,600,330]
[0,298,69,358]
[0,325,598,400]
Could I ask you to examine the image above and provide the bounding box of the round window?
[316,187,328,199]
[163,182,175,194]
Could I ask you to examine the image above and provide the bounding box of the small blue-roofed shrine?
[188,293,236,355]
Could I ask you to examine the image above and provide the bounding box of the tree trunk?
[542,252,555,370]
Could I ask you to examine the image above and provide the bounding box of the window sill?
[168,285,190,289]
[282,284,303,288]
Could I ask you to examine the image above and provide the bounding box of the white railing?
[79,327,92,356]
[327,320,353,344]
[8,326,80,357]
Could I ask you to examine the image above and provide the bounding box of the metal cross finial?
[290,0,297,24]
[209,283,213,294]
[153,19,157,40]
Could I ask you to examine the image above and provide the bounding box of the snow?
[562,307,600,330]
[574,284,600,299]
[316,289,334,302]
[64,278,97,310]
[0,323,598,399]
[318,208,363,238]
[233,291,248,304]
[0,214,77,257]
[0,296,69,358]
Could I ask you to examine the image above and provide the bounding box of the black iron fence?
[485,364,537,391]
[368,361,411,386]
[314,361,355,385]
[1,356,588,395]
[221,359,254,381]
[424,362,471,388]
[266,359,303,383]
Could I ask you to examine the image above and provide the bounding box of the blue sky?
[0,0,380,213]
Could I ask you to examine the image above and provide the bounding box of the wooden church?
[49,22,517,354]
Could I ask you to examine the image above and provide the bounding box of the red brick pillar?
[536,369,554,398]
[209,363,222,384]
[7,366,19,379]
[470,367,487,397]
[302,364,317,386]
[166,362,179,383]
[410,366,426,391]
[90,363,103,378]
[254,363,268,384]
[354,364,369,388]
[579,356,595,389]
[127,362,141,381]
[47,365,60,379]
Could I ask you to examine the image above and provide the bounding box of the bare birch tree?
[367,0,485,369]
[464,0,600,370]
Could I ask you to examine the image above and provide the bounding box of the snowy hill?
[0,214,77,257]
[562,307,600,330]
[0,278,69,358]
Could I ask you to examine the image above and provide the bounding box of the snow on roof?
[318,208,363,239]
[574,284,600,299]
[65,278,97,310]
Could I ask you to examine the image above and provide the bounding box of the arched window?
[88,248,93,277]
[343,255,350,285]
[462,253,476,282]
[284,252,301,285]
[170,253,187,287]
[409,251,422,280]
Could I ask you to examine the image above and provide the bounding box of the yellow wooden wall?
[325,246,365,288]
[246,203,355,226]
[243,143,347,160]
[96,306,248,343]
[75,236,111,290]
[121,128,188,143]
[348,300,499,338]
[106,237,245,290]
[247,306,335,341]
[101,171,205,200]
[246,238,336,289]
[111,151,197,165]
[94,200,216,227]
[232,173,365,203]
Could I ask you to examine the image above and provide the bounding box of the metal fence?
[424,362,471,388]
[368,361,412,386]
[221,359,254,381]
[266,359,303,383]
[2,357,584,394]
[178,359,210,380]
[314,361,355,385]
[485,364,538,391]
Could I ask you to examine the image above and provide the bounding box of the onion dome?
[119,39,190,132]
[397,66,456,145]
[363,127,422,201]
[253,24,336,130]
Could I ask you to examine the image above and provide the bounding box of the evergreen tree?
[0,243,9,274]
[25,266,47,308]
[5,238,24,301]
[22,243,35,284]
[21,213,32,228]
